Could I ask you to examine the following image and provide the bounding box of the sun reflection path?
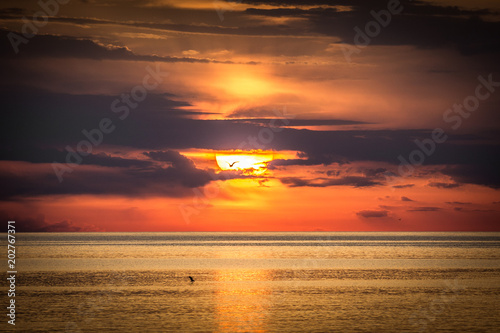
[214,269,272,333]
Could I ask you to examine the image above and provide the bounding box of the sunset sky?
[1,0,500,231]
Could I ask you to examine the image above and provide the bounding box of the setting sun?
[216,151,274,175]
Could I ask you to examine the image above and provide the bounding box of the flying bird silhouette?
[188,276,195,283]
[227,161,239,167]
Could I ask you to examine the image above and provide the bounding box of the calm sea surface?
[2,232,500,332]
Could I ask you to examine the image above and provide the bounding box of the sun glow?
[216,151,274,175]
[213,66,276,99]
[227,76,272,97]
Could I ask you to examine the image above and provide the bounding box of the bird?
[188,276,195,283]
[227,161,239,167]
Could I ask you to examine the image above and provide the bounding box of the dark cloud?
[269,130,500,179]
[82,153,153,168]
[280,176,381,188]
[0,150,214,199]
[326,170,341,177]
[392,184,415,189]
[144,150,196,168]
[442,164,500,189]
[270,157,340,168]
[1,85,499,189]
[242,0,500,55]
[0,211,102,232]
[356,210,388,218]
[0,7,26,15]
[454,207,497,213]
[227,107,290,118]
[0,10,304,42]
[229,118,366,127]
[401,196,413,202]
[407,207,441,212]
[1,147,153,168]
[0,30,242,64]
[428,182,462,189]
[363,168,387,178]
[36,220,99,232]
[446,201,472,205]
[2,0,499,59]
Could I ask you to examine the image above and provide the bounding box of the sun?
[215,151,274,175]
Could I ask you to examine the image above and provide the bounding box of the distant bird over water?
[227,161,239,167]
[188,276,195,283]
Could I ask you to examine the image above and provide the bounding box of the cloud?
[326,170,341,177]
[401,196,413,202]
[392,184,415,189]
[356,210,389,218]
[229,118,366,127]
[242,1,500,55]
[0,211,103,232]
[280,176,381,188]
[378,205,397,210]
[0,7,314,39]
[452,206,497,213]
[3,0,499,62]
[442,164,500,189]
[1,147,153,168]
[0,7,26,16]
[268,132,500,190]
[0,30,240,64]
[446,201,472,205]
[362,168,387,177]
[36,220,99,232]
[182,50,200,56]
[1,84,500,190]
[407,207,441,212]
[0,150,214,200]
[428,182,461,189]
[145,150,196,168]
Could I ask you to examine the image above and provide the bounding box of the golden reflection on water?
[214,269,271,333]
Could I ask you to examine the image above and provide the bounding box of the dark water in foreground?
[2,232,500,332]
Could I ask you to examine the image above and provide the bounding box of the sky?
[1,0,500,231]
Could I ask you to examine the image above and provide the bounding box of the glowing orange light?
[215,151,274,175]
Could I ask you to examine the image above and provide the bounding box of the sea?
[2,232,500,332]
